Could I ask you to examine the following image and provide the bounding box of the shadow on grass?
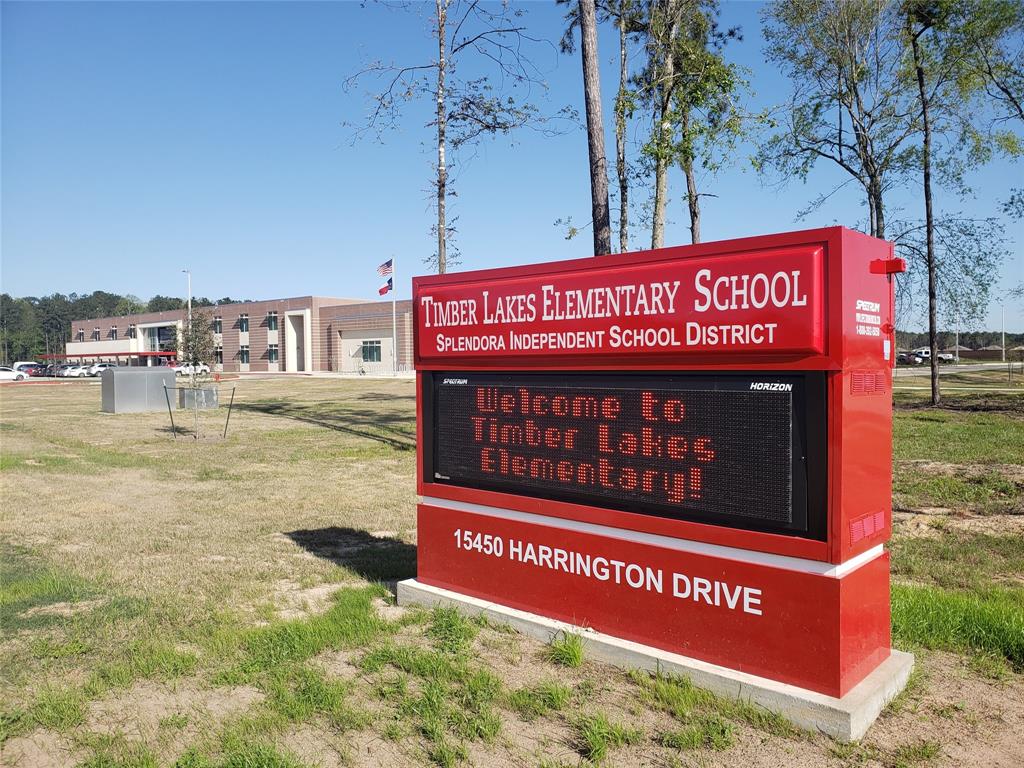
[234,401,415,450]
[285,527,417,588]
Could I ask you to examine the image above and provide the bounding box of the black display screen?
[425,372,827,538]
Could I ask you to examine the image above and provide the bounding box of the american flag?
[376,258,393,277]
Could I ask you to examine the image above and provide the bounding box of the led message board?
[425,372,827,538]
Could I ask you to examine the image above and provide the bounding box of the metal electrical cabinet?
[101,368,176,413]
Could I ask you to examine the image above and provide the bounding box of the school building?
[63,296,414,374]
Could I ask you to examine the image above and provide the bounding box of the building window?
[110,327,118,340]
[361,340,382,363]
[76,329,84,342]
[127,324,136,339]
[268,344,279,363]
[93,328,101,341]
[215,346,223,365]
[267,311,278,331]
[238,314,249,333]
[239,345,250,364]
[213,317,222,334]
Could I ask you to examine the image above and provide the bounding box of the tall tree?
[906,0,943,404]
[668,2,743,244]
[759,0,920,238]
[579,0,613,255]
[643,0,687,249]
[560,0,644,253]
[347,1,569,273]
[899,0,1021,404]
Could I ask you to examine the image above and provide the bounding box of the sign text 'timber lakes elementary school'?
[417,248,821,354]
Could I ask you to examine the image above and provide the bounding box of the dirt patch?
[372,597,408,622]
[312,649,360,679]
[20,598,105,619]
[343,730,421,768]
[894,509,1024,537]
[272,580,342,619]
[84,680,263,739]
[903,460,1024,485]
[867,651,1024,768]
[278,724,350,768]
[0,730,83,768]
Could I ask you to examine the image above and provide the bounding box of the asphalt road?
[893,362,1014,377]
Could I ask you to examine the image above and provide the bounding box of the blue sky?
[2,0,1021,330]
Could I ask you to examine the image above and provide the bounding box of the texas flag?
[378,277,393,296]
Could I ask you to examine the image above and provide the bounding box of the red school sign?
[411,227,904,699]
[416,244,825,360]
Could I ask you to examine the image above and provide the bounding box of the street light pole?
[182,269,192,365]
[1002,305,1006,363]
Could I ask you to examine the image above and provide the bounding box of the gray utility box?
[178,386,219,409]
[101,368,177,413]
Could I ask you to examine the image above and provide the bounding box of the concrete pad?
[397,578,914,740]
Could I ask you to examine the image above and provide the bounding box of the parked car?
[12,361,40,371]
[64,364,91,378]
[171,362,211,376]
[0,366,28,382]
[897,352,923,365]
[56,364,77,377]
[911,347,955,364]
[89,362,118,376]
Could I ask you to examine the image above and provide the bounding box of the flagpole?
[392,256,398,376]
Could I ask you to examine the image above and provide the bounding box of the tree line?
[346,0,1022,404]
[0,293,251,364]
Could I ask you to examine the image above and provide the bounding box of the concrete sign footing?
[397,578,914,741]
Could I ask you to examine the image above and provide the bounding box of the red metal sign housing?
[412,226,900,698]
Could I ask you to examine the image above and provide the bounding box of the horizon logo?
[749,382,793,392]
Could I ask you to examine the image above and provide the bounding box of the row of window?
[214,311,278,334]
[77,311,283,342]
[76,325,138,342]
[213,344,279,365]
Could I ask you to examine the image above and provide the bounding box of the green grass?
[893,408,1024,464]
[86,640,198,694]
[893,470,1021,513]
[658,714,733,751]
[0,544,95,631]
[889,739,942,767]
[428,607,479,655]
[573,712,642,763]
[264,665,368,730]
[78,733,160,768]
[506,680,572,721]
[30,685,87,730]
[228,585,389,677]
[891,531,1024,590]
[631,670,798,738]
[360,632,504,765]
[545,632,584,668]
[892,584,1024,669]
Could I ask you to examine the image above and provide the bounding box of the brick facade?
[65,296,413,373]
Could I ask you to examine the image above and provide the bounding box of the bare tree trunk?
[683,159,700,244]
[912,31,939,405]
[649,12,677,250]
[436,0,448,274]
[579,0,612,256]
[868,177,885,239]
[680,110,700,244]
[616,12,629,253]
